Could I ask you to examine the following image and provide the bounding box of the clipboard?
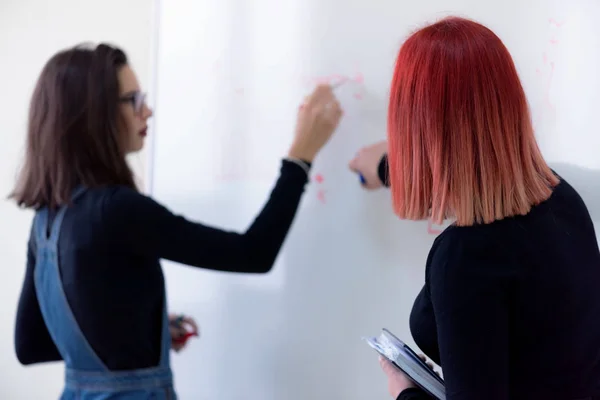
[363,328,445,400]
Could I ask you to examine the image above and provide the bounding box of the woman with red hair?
[350,17,600,399]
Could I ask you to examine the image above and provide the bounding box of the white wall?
[0,1,154,397]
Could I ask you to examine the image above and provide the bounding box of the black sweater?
[378,155,600,400]
[15,159,309,370]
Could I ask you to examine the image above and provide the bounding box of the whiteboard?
[149,0,600,398]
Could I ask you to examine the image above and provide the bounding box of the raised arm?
[104,159,310,273]
[104,84,343,274]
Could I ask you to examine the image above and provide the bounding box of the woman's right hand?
[348,140,388,189]
[288,84,343,162]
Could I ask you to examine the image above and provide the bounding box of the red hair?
[387,16,558,226]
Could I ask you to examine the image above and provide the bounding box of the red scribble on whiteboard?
[234,88,244,95]
[313,173,326,203]
[317,190,327,204]
[534,17,564,122]
[547,19,564,46]
[354,72,364,84]
[427,219,443,235]
[539,53,556,111]
[304,72,365,100]
[548,18,565,27]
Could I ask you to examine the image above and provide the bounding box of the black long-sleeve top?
[15,159,310,370]
[377,155,600,400]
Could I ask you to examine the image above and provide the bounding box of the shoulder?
[426,226,475,269]
[425,224,518,315]
[426,223,516,284]
[547,173,594,219]
[82,185,171,229]
[98,185,164,213]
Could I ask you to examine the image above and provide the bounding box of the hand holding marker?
[300,79,367,184]
[299,79,365,185]
[349,140,388,189]
[299,79,347,111]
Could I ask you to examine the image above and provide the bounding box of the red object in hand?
[173,331,197,344]
[170,314,199,345]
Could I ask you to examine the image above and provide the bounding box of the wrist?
[378,153,390,187]
[396,387,423,400]
[283,157,311,175]
[287,147,315,163]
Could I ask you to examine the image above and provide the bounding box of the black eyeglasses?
[119,91,147,114]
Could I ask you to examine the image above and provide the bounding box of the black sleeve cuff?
[281,158,312,181]
[378,154,390,187]
[396,387,432,400]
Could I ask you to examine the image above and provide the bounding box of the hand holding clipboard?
[363,328,445,400]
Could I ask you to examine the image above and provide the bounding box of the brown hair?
[387,17,558,226]
[10,43,137,210]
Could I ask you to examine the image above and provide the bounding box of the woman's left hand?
[169,314,199,352]
[380,356,416,398]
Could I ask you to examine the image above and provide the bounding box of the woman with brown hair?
[350,17,600,400]
[11,43,342,399]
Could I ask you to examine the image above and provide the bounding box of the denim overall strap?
[63,297,175,395]
[158,295,172,369]
[33,187,108,371]
[33,186,175,397]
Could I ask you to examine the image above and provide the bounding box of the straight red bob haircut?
[387,16,559,226]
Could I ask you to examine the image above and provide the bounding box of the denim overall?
[33,188,177,399]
